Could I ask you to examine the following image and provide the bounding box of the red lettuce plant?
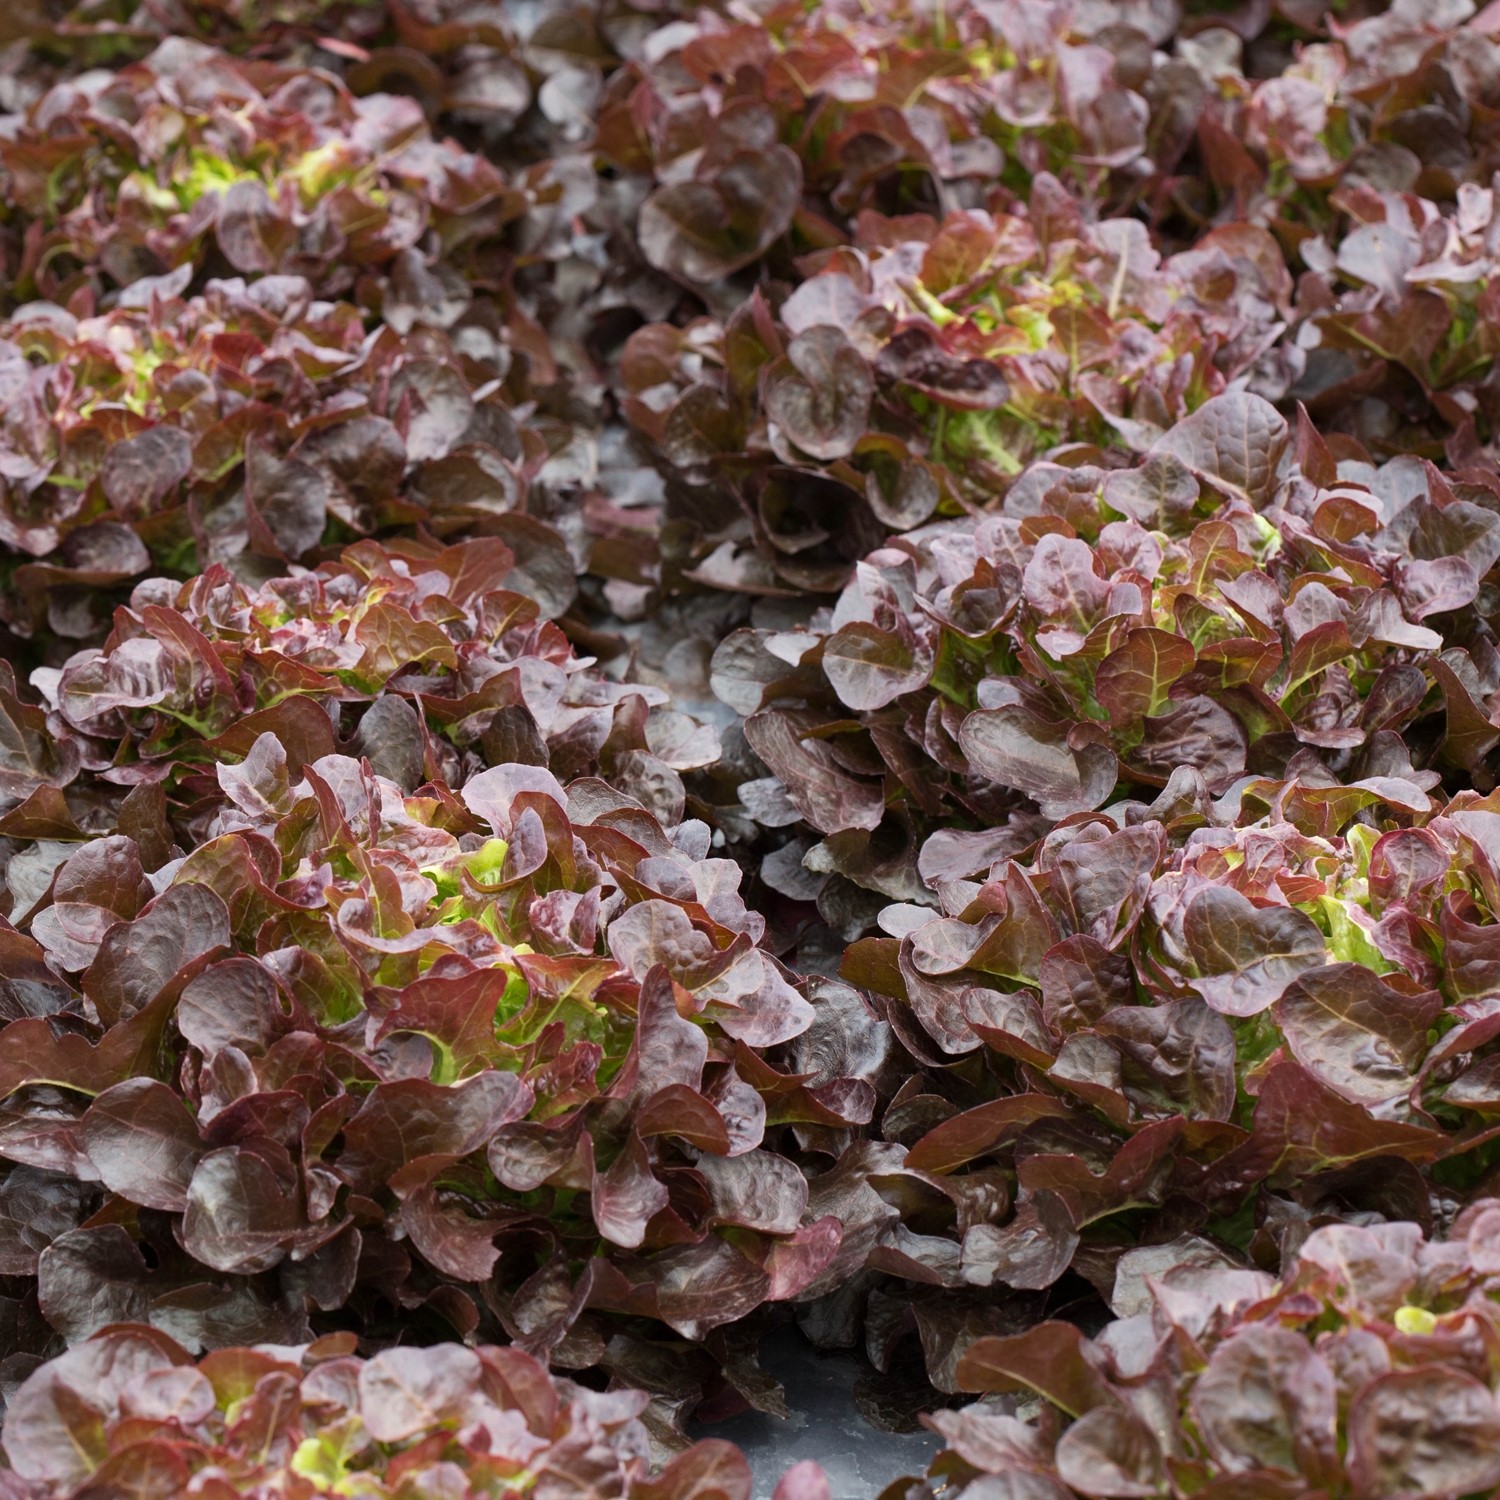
[595,0,1219,306]
[0,39,523,308]
[1194,1,1500,238]
[905,1201,1500,1500]
[14,533,615,802]
[709,395,1496,927]
[0,740,890,1383]
[3,0,642,151]
[4,527,686,861]
[1292,183,1500,454]
[0,272,552,599]
[805,763,1500,1391]
[619,203,1298,594]
[0,1324,760,1498]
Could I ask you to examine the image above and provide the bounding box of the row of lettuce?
[4,0,1500,1497]
[7,1205,1500,1500]
[6,0,1500,628]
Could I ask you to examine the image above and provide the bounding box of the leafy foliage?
[0,530,710,853]
[0,41,525,308]
[23,535,599,786]
[0,740,883,1368]
[619,207,1297,592]
[710,408,1497,926]
[906,1202,1500,1500]
[0,276,546,593]
[0,1325,760,1499]
[8,0,1500,1494]
[818,775,1500,1386]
